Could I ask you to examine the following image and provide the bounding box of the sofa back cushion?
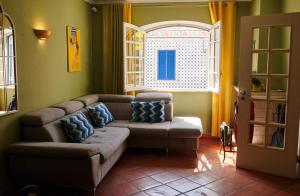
[50,101,84,114]
[97,95,134,120]
[74,94,99,106]
[22,107,90,142]
[21,108,66,127]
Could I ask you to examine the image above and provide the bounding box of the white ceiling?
[85,0,252,5]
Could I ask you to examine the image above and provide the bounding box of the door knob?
[239,89,246,100]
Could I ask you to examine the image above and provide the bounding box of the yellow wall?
[0,0,93,194]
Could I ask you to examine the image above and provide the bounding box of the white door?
[237,13,300,178]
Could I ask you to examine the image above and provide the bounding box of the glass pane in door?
[252,27,269,50]
[271,26,291,49]
[250,124,265,146]
[267,126,285,149]
[252,52,268,74]
[251,77,267,98]
[269,77,288,100]
[268,101,286,125]
[270,51,289,74]
[252,100,267,123]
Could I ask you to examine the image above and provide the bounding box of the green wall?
[132,3,211,26]
[0,0,93,194]
[282,0,300,12]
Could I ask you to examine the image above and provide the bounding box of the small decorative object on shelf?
[219,121,237,163]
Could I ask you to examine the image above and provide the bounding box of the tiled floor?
[94,137,300,196]
[15,137,300,196]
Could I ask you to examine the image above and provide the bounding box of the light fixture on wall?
[33,29,52,40]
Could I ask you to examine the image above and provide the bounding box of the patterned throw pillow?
[60,112,94,143]
[131,101,165,123]
[88,103,114,128]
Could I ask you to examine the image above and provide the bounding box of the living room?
[0,0,300,195]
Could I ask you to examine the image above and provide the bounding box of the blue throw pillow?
[131,101,165,123]
[88,103,114,128]
[61,112,94,143]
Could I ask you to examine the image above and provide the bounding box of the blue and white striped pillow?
[131,101,165,123]
[61,112,94,143]
[88,103,114,128]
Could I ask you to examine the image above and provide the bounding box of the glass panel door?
[237,13,300,178]
[250,25,290,149]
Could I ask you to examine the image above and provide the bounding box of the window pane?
[268,101,286,125]
[4,33,13,57]
[271,26,291,49]
[6,85,17,112]
[250,124,265,146]
[270,51,289,74]
[126,73,135,86]
[267,126,285,149]
[252,27,269,50]
[0,57,3,85]
[252,100,267,123]
[270,77,288,100]
[0,86,6,113]
[252,52,268,74]
[5,56,15,85]
[251,77,267,98]
[126,28,137,41]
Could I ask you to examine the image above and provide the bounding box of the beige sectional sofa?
[6,93,202,195]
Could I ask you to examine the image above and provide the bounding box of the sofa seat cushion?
[128,121,170,138]
[106,120,131,128]
[169,117,203,138]
[82,127,130,162]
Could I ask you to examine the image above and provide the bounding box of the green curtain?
[100,4,124,94]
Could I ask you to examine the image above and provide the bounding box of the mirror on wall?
[0,4,18,116]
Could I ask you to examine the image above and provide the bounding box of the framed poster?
[66,26,80,72]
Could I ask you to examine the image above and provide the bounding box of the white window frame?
[123,23,146,92]
[123,20,221,93]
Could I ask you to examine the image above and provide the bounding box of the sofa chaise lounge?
[6,93,203,195]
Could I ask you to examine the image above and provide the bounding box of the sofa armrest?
[6,142,102,159]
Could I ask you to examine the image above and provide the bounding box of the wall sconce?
[33,29,52,40]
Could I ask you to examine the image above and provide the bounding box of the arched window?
[123,20,220,92]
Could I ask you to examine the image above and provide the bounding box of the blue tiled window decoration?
[158,50,176,80]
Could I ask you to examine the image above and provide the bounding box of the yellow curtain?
[209,0,236,137]
[123,2,131,23]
